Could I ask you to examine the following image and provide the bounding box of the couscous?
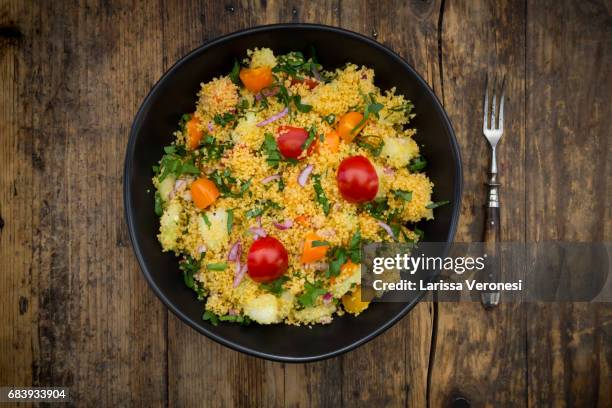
[152,48,444,326]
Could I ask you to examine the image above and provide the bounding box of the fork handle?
[481,173,501,309]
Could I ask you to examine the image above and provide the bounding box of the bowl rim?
[124,22,463,363]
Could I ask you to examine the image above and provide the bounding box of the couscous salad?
[152,48,445,326]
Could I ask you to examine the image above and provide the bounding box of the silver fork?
[481,75,505,309]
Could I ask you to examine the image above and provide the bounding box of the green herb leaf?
[392,189,413,202]
[312,174,330,215]
[297,280,327,308]
[201,212,211,228]
[207,262,228,271]
[245,199,282,218]
[198,135,233,162]
[293,94,312,113]
[426,200,450,209]
[311,240,330,248]
[362,197,389,220]
[154,191,163,216]
[218,314,251,325]
[261,132,282,168]
[302,126,317,150]
[352,93,384,134]
[179,113,191,132]
[213,112,236,127]
[226,208,234,234]
[356,135,384,157]
[202,310,219,326]
[229,59,241,85]
[408,156,427,172]
[260,276,290,296]
[347,229,362,263]
[327,248,347,278]
[322,114,336,125]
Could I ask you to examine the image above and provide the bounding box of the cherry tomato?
[276,126,314,159]
[336,155,379,203]
[337,112,365,142]
[290,77,319,90]
[247,236,289,283]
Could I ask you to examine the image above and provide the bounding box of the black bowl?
[124,24,462,362]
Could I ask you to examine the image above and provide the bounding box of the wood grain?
[429,0,528,406]
[525,1,612,406]
[0,1,610,406]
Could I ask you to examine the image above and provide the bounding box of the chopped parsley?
[261,133,282,168]
[297,280,327,308]
[312,174,330,215]
[352,93,384,134]
[426,200,450,209]
[322,114,336,125]
[326,247,347,278]
[245,199,282,218]
[213,112,236,127]
[356,135,384,157]
[219,314,252,325]
[292,94,312,113]
[202,310,219,326]
[203,311,251,326]
[229,59,241,85]
[392,189,413,202]
[408,156,427,172]
[207,262,227,271]
[362,196,390,220]
[302,126,317,151]
[311,240,330,248]
[157,145,201,181]
[179,113,192,132]
[201,212,211,228]
[208,169,252,198]
[260,276,290,296]
[180,255,206,300]
[273,51,321,80]
[347,229,362,263]
[198,135,233,162]
[154,191,163,216]
[226,209,234,233]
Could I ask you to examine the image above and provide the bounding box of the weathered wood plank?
[430,0,528,406]
[0,0,35,390]
[525,1,612,406]
[0,0,168,404]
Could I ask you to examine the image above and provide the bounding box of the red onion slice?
[261,174,281,184]
[255,86,280,101]
[322,292,333,304]
[297,164,314,187]
[227,240,242,262]
[207,121,214,132]
[383,166,395,175]
[273,219,294,230]
[311,64,323,82]
[196,244,207,255]
[248,227,267,239]
[256,107,289,127]
[377,221,396,240]
[233,263,248,287]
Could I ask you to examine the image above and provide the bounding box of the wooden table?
[1,1,610,406]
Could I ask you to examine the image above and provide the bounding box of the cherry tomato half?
[336,155,379,203]
[277,126,314,159]
[247,236,289,283]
